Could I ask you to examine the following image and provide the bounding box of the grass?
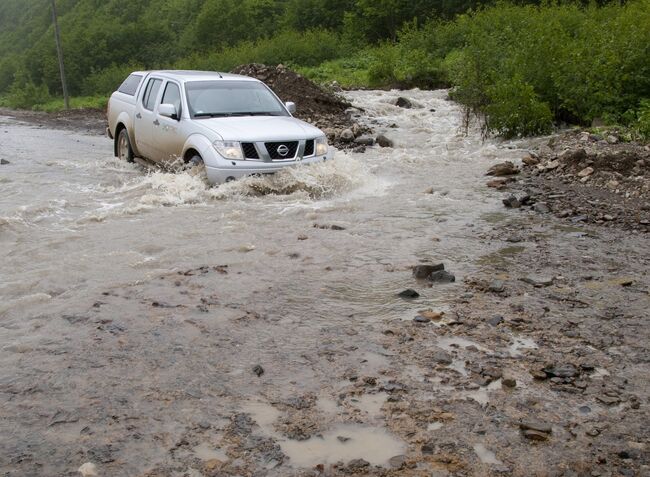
[32,95,108,113]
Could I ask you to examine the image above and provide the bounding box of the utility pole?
[50,0,69,109]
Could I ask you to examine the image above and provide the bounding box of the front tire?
[116,128,134,163]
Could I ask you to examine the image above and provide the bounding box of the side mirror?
[285,102,296,114]
[159,103,179,120]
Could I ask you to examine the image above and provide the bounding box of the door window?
[161,82,182,117]
[142,78,163,111]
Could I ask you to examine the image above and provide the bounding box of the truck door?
[152,80,185,165]
[134,76,163,161]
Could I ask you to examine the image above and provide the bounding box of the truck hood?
[198,116,324,141]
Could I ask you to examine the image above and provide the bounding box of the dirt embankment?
[0,107,107,136]
[486,130,649,230]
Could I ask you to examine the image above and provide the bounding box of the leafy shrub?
[82,63,145,96]
[634,99,650,142]
[485,76,553,138]
[5,69,50,109]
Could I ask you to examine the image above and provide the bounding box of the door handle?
[153,119,160,126]
[136,113,142,119]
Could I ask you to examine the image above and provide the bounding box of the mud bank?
[1,91,648,477]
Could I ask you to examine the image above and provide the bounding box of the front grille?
[304,140,315,157]
[265,141,298,160]
[242,142,259,159]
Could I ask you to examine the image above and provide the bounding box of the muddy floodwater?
[1,91,648,476]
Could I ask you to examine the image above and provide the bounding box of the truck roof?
[134,70,258,83]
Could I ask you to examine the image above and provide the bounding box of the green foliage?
[485,76,553,138]
[297,55,372,89]
[5,69,51,109]
[634,100,650,141]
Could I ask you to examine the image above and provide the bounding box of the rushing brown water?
[0,90,535,475]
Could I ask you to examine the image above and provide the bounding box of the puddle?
[242,400,281,434]
[437,336,489,353]
[464,379,502,406]
[481,212,509,224]
[473,443,503,465]
[193,443,227,462]
[508,336,538,357]
[317,396,340,415]
[350,392,387,417]
[280,424,406,468]
[448,358,468,376]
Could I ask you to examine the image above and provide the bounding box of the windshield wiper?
[228,112,282,117]
[193,112,234,118]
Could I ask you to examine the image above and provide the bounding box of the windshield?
[185,80,289,118]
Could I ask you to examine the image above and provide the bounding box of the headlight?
[315,136,328,156]
[213,140,243,160]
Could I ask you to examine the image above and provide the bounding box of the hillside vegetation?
[0,0,648,138]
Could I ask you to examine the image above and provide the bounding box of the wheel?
[188,154,204,167]
[116,128,134,163]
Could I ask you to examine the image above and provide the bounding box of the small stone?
[603,214,614,221]
[340,129,354,142]
[488,280,505,293]
[418,310,444,321]
[502,376,517,388]
[0,159,10,165]
[488,315,504,326]
[347,459,370,470]
[606,135,619,144]
[523,429,550,441]
[388,455,407,469]
[354,136,375,146]
[78,463,98,477]
[578,166,594,177]
[252,365,264,377]
[297,234,308,240]
[596,395,620,405]
[544,363,578,378]
[337,436,351,443]
[520,420,552,434]
[413,315,431,323]
[398,289,419,298]
[487,178,512,189]
[522,155,539,166]
[428,270,456,283]
[431,350,453,365]
[376,134,394,148]
[413,263,444,278]
[534,202,550,214]
[487,161,519,176]
[545,160,560,171]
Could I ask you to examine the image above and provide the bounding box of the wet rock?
[543,363,579,378]
[414,315,431,323]
[520,420,552,434]
[337,435,351,443]
[398,288,419,298]
[418,310,444,321]
[487,161,519,176]
[252,365,265,377]
[597,394,620,405]
[78,462,98,477]
[431,350,453,365]
[347,459,370,471]
[488,280,505,293]
[428,270,456,283]
[354,136,375,146]
[521,276,554,287]
[522,155,539,166]
[0,159,10,165]
[488,315,504,326]
[533,202,550,214]
[340,129,355,142]
[503,193,531,208]
[413,263,444,278]
[297,234,308,240]
[578,166,594,177]
[395,97,413,109]
[523,429,550,441]
[487,177,514,189]
[502,376,517,388]
[376,134,394,148]
[388,455,407,469]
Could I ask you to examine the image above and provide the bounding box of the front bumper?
[204,151,333,184]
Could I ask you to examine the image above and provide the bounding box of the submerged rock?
[376,134,394,148]
[413,263,445,278]
[428,270,456,283]
[398,289,420,298]
[487,161,519,176]
[395,97,413,109]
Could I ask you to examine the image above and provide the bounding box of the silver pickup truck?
[107,70,332,184]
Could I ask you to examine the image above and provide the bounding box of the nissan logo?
[277,144,289,157]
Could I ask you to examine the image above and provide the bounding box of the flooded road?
[2,91,647,476]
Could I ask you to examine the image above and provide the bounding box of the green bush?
[485,76,553,138]
[634,99,650,141]
[5,69,51,109]
[82,63,145,96]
